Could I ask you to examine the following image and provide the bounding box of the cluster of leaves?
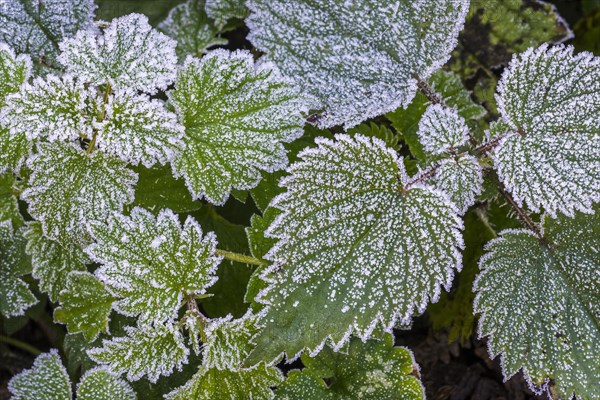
[0,0,598,400]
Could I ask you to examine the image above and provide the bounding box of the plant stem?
[215,249,265,266]
[87,83,112,156]
[0,335,41,356]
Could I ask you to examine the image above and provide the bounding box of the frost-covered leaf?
[246,134,463,364]
[59,13,178,94]
[0,43,31,107]
[492,44,600,217]
[0,172,23,227]
[474,208,600,399]
[25,221,88,301]
[89,323,189,383]
[417,104,470,155]
[0,125,31,174]
[166,314,282,400]
[0,0,95,67]
[432,155,483,214]
[22,142,137,246]
[158,0,226,59]
[206,0,249,27]
[8,349,72,400]
[2,75,97,142]
[88,207,221,324]
[0,220,35,317]
[97,89,184,167]
[247,0,469,128]
[76,367,136,400]
[169,50,308,204]
[54,272,115,342]
[276,334,424,400]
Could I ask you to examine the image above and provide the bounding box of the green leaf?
[276,334,424,400]
[3,75,98,142]
[24,221,88,302]
[0,220,35,317]
[247,0,469,128]
[166,314,282,400]
[59,14,178,94]
[54,272,115,342]
[205,0,249,27]
[417,104,470,155]
[169,49,308,205]
[89,323,189,383]
[492,44,600,217]
[0,0,96,68]
[0,43,31,108]
[431,155,483,214]
[0,125,31,174]
[22,142,137,246]
[474,208,600,400]
[347,122,400,151]
[76,367,136,400]
[158,0,227,59]
[0,172,23,227]
[132,164,201,213]
[64,333,99,376]
[246,134,463,364]
[88,207,221,324]
[8,349,72,400]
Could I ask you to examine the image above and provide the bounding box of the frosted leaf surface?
[0,125,31,173]
[432,155,483,214]
[0,44,31,107]
[59,14,178,94]
[169,50,308,204]
[25,221,88,301]
[166,314,282,400]
[474,208,600,399]
[97,89,185,167]
[89,323,189,383]
[417,104,470,155]
[246,0,469,128]
[158,0,226,59]
[54,271,115,342]
[492,44,600,217]
[0,220,36,317]
[8,349,72,400]
[2,75,98,141]
[276,334,424,400]
[206,0,249,27]
[21,142,137,246]
[76,367,136,400]
[0,173,22,226]
[0,0,95,67]
[87,207,221,324]
[246,134,463,364]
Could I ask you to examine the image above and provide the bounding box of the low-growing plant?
[0,0,597,399]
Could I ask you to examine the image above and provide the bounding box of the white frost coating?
[247,134,464,363]
[0,0,96,65]
[59,13,178,94]
[206,0,249,27]
[169,49,309,204]
[87,207,221,325]
[432,155,483,214]
[2,74,98,141]
[246,0,470,128]
[89,323,189,383]
[76,367,136,400]
[0,43,31,106]
[21,142,137,246]
[474,209,600,400]
[96,88,185,167]
[417,104,470,155]
[8,349,72,400]
[493,44,600,217]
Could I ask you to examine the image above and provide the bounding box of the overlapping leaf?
[206,0,249,27]
[76,367,136,400]
[22,142,137,246]
[432,155,482,214]
[87,207,221,324]
[89,323,189,383]
[0,43,31,107]
[276,334,424,399]
[8,350,72,400]
[59,13,178,94]
[0,172,22,227]
[474,208,600,399]
[417,104,470,155]
[168,50,308,204]
[96,89,184,167]
[492,44,600,217]
[246,134,463,364]
[246,0,469,128]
